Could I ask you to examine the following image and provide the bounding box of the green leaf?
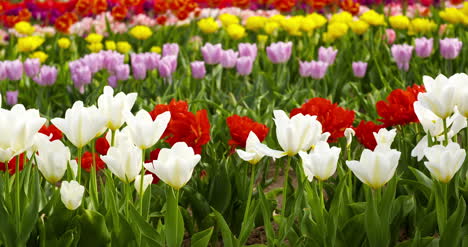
[440,197,466,246]
[19,168,41,245]
[208,162,232,214]
[165,187,184,247]
[127,203,163,246]
[190,227,213,247]
[212,208,239,247]
[238,200,260,245]
[77,210,111,247]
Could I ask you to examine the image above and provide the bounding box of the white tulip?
[423,142,466,183]
[344,128,355,147]
[417,74,456,119]
[299,141,341,181]
[97,86,137,131]
[69,160,78,179]
[411,135,428,161]
[36,138,71,184]
[60,180,85,210]
[273,110,323,156]
[346,148,401,189]
[135,174,153,195]
[373,128,397,150]
[144,142,201,190]
[101,140,142,183]
[414,102,466,140]
[0,105,46,162]
[51,101,107,148]
[125,110,171,150]
[236,131,285,165]
[452,73,468,118]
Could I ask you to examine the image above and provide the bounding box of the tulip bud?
[266,41,292,64]
[439,38,462,60]
[352,61,367,78]
[299,141,341,181]
[60,180,85,210]
[318,46,338,65]
[24,58,41,78]
[414,37,433,58]
[423,142,465,183]
[201,43,222,65]
[36,139,71,184]
[236,56,254,76]
[238,43,257,60]
[220,49,238,69]
[344,128,355,147]
[135,174,153,195]
[190,61,206,79]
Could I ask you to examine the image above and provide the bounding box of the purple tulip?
[34,65,58,86]
[236,56,254,76]
[352,61,368,78]
[439,38,463,60]
[201,43,222,65]
[220,49,238,69]
[238,43,257,59]
[103,51,124,72]
[144,53,161,70]
[391,44,413,71]
[71,65,92,93]
[0,62,6,81]
[108,75,118,88]
[5,60,23,81]
[6,91,18,105]
[266,41,292,64]
[158,56,177,78]
[163,43,180,57]
[318,46,338,65]
[299,61,313,77]
[191,61,206,79]
[115,64,130,81]
[24,58,41,78]
[414,37,433,58]
[309,61,329,79]
[132,62,147,80]
[131,53,144,65]
[82,53,103,73]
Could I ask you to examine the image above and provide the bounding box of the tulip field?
[1,0,468,246]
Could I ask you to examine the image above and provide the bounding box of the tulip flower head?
[97,86,137,131]
[51,101,107,148]
[391,44,413,71]
[352,61,367,78]
[36,137,70,184]
[266,41,293,64]
[439,38,462,60]
[238,43,257,60]
[34,65,58,86]
[373,128,397,150]
[423,143,466,183]
[124,110,170,150]
[220,49,238,69]
[191,61,206,79]
[24,58,40,78]
[236,131,285,165]
[60,180,85,210]
[6,91,18,105]
[144,142,201,190]
[135,174,153,195]
[299,60,328,79]
[417,74,456,119]
[346,147,401,189]
[201,43,222,65]
[344,128,355,147]
[101,138,142,183]
[414,37,433,58]
[299,141,341,181]
[273,110,323,156]
[236,56,254,76]
[162,43,180,57]
[318,46,338,65]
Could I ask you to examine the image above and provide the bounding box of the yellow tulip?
[349,20,369,35]
[301,17,316,32]
[129,26,153,40]
[409,18,437,34]
[360,10,385,26]
[88,43,103,53]
[58,38,71,49]
[14,21,35,35]
[17,36,44,52]
[439,8,464,24]
[105,41,117,50]
[245,16,267,31]
[226,24,246,40]
[264,21,280,35]
[151,46,162,54]
[219,13,239,27]
[307,13,327,28]
[85,33,104,43]
[257,34,268,44]
[197,18,219,34]
[281,17,302,36]
[117,41,132,54]
[330,11,353,24]
[30,51,48,63]
[327,22,349,39]
[389,15,410,30]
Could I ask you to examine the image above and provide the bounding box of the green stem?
[77,148,82,183]
[125,182,132,217]
[139,149,146,215]
[443,118,448,146]
[15,155,21,234]
[242,165,256,226]
[317,180,325,209]
[281,156,292,216]
[437,181,448,235]
[90,141,99,209]
[111,129,116,146]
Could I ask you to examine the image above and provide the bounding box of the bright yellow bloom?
[117,41,132,54]
[219,13,239,27]
[360,10,385,26]
[88,43,103,53]
[439,8,464,24]
[322,32,335,43]
[389,15,410,30]
[270,14,286,24]
[245,16,267,31]
[30,51,48,63]
[462,2,468,16]
[58,38,71,49]
[197,18,219,34]
[14,21,35,35]
[257,34,268,44]
[17,36,44,52]
[349,20,369,35]
[330,11,353,24]
[105,41,116,50]
[129,25,153,40]
[85,33,104,43]
[264,21,280,35]
[226,24,246,40]
[300,17,317,32]
[281,17,302,36]
[151,46,162,54]
[307,13,327,28]
[409,18,437,34]
[327,22,349,39]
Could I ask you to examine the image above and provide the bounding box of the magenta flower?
[236,56,254,76]
[6,90,18,105]
[24,58,41,78]
[163,43,180,57]
[132,63,147,80]
[190,61,206,79]
[439,38,463,60]
[352,61,368,78]
[34,65,58,86]
[266,41,292,64]
[391,44,413,71]
[115,64,130,81]
[415,37,433,58]
[5,60,23,81]
[158,55,177,78]
[318,46,338,65]
[201,43,222,65]
[108,75,118,88]
[220,49,238,69]
[238,43,257,59]
[385,29,396,45]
